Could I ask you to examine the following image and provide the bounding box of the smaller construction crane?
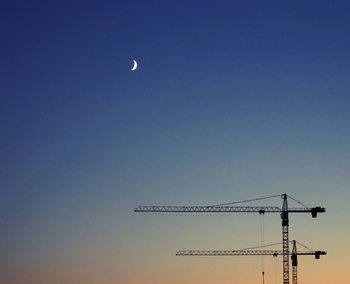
[176,240,326,284]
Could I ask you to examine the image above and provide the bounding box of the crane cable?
[259,212,265,284]
[209,194,281,207]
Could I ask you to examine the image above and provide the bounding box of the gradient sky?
[1,1,350,284]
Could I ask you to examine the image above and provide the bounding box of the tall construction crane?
[176,240,326,284]
[135,193,325,284]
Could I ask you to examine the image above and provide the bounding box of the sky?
[1,1,350,283]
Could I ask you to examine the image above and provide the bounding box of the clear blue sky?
[1,1,349,283]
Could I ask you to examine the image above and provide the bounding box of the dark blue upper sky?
[1,1,350,283]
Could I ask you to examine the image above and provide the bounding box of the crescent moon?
[131,60,138,71]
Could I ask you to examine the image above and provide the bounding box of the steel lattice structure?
[135,194,325,284]
[176,240,326,284]
[175,249,325,257]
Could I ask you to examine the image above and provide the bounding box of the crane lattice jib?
[134,206,325,215]
[176,249,326,257]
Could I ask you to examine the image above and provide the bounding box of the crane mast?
[135,193,325,284]
[281,193,289,284]
[291,240,297,284]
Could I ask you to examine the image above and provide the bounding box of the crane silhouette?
[176,240,326,284]
[135,193,325,284]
